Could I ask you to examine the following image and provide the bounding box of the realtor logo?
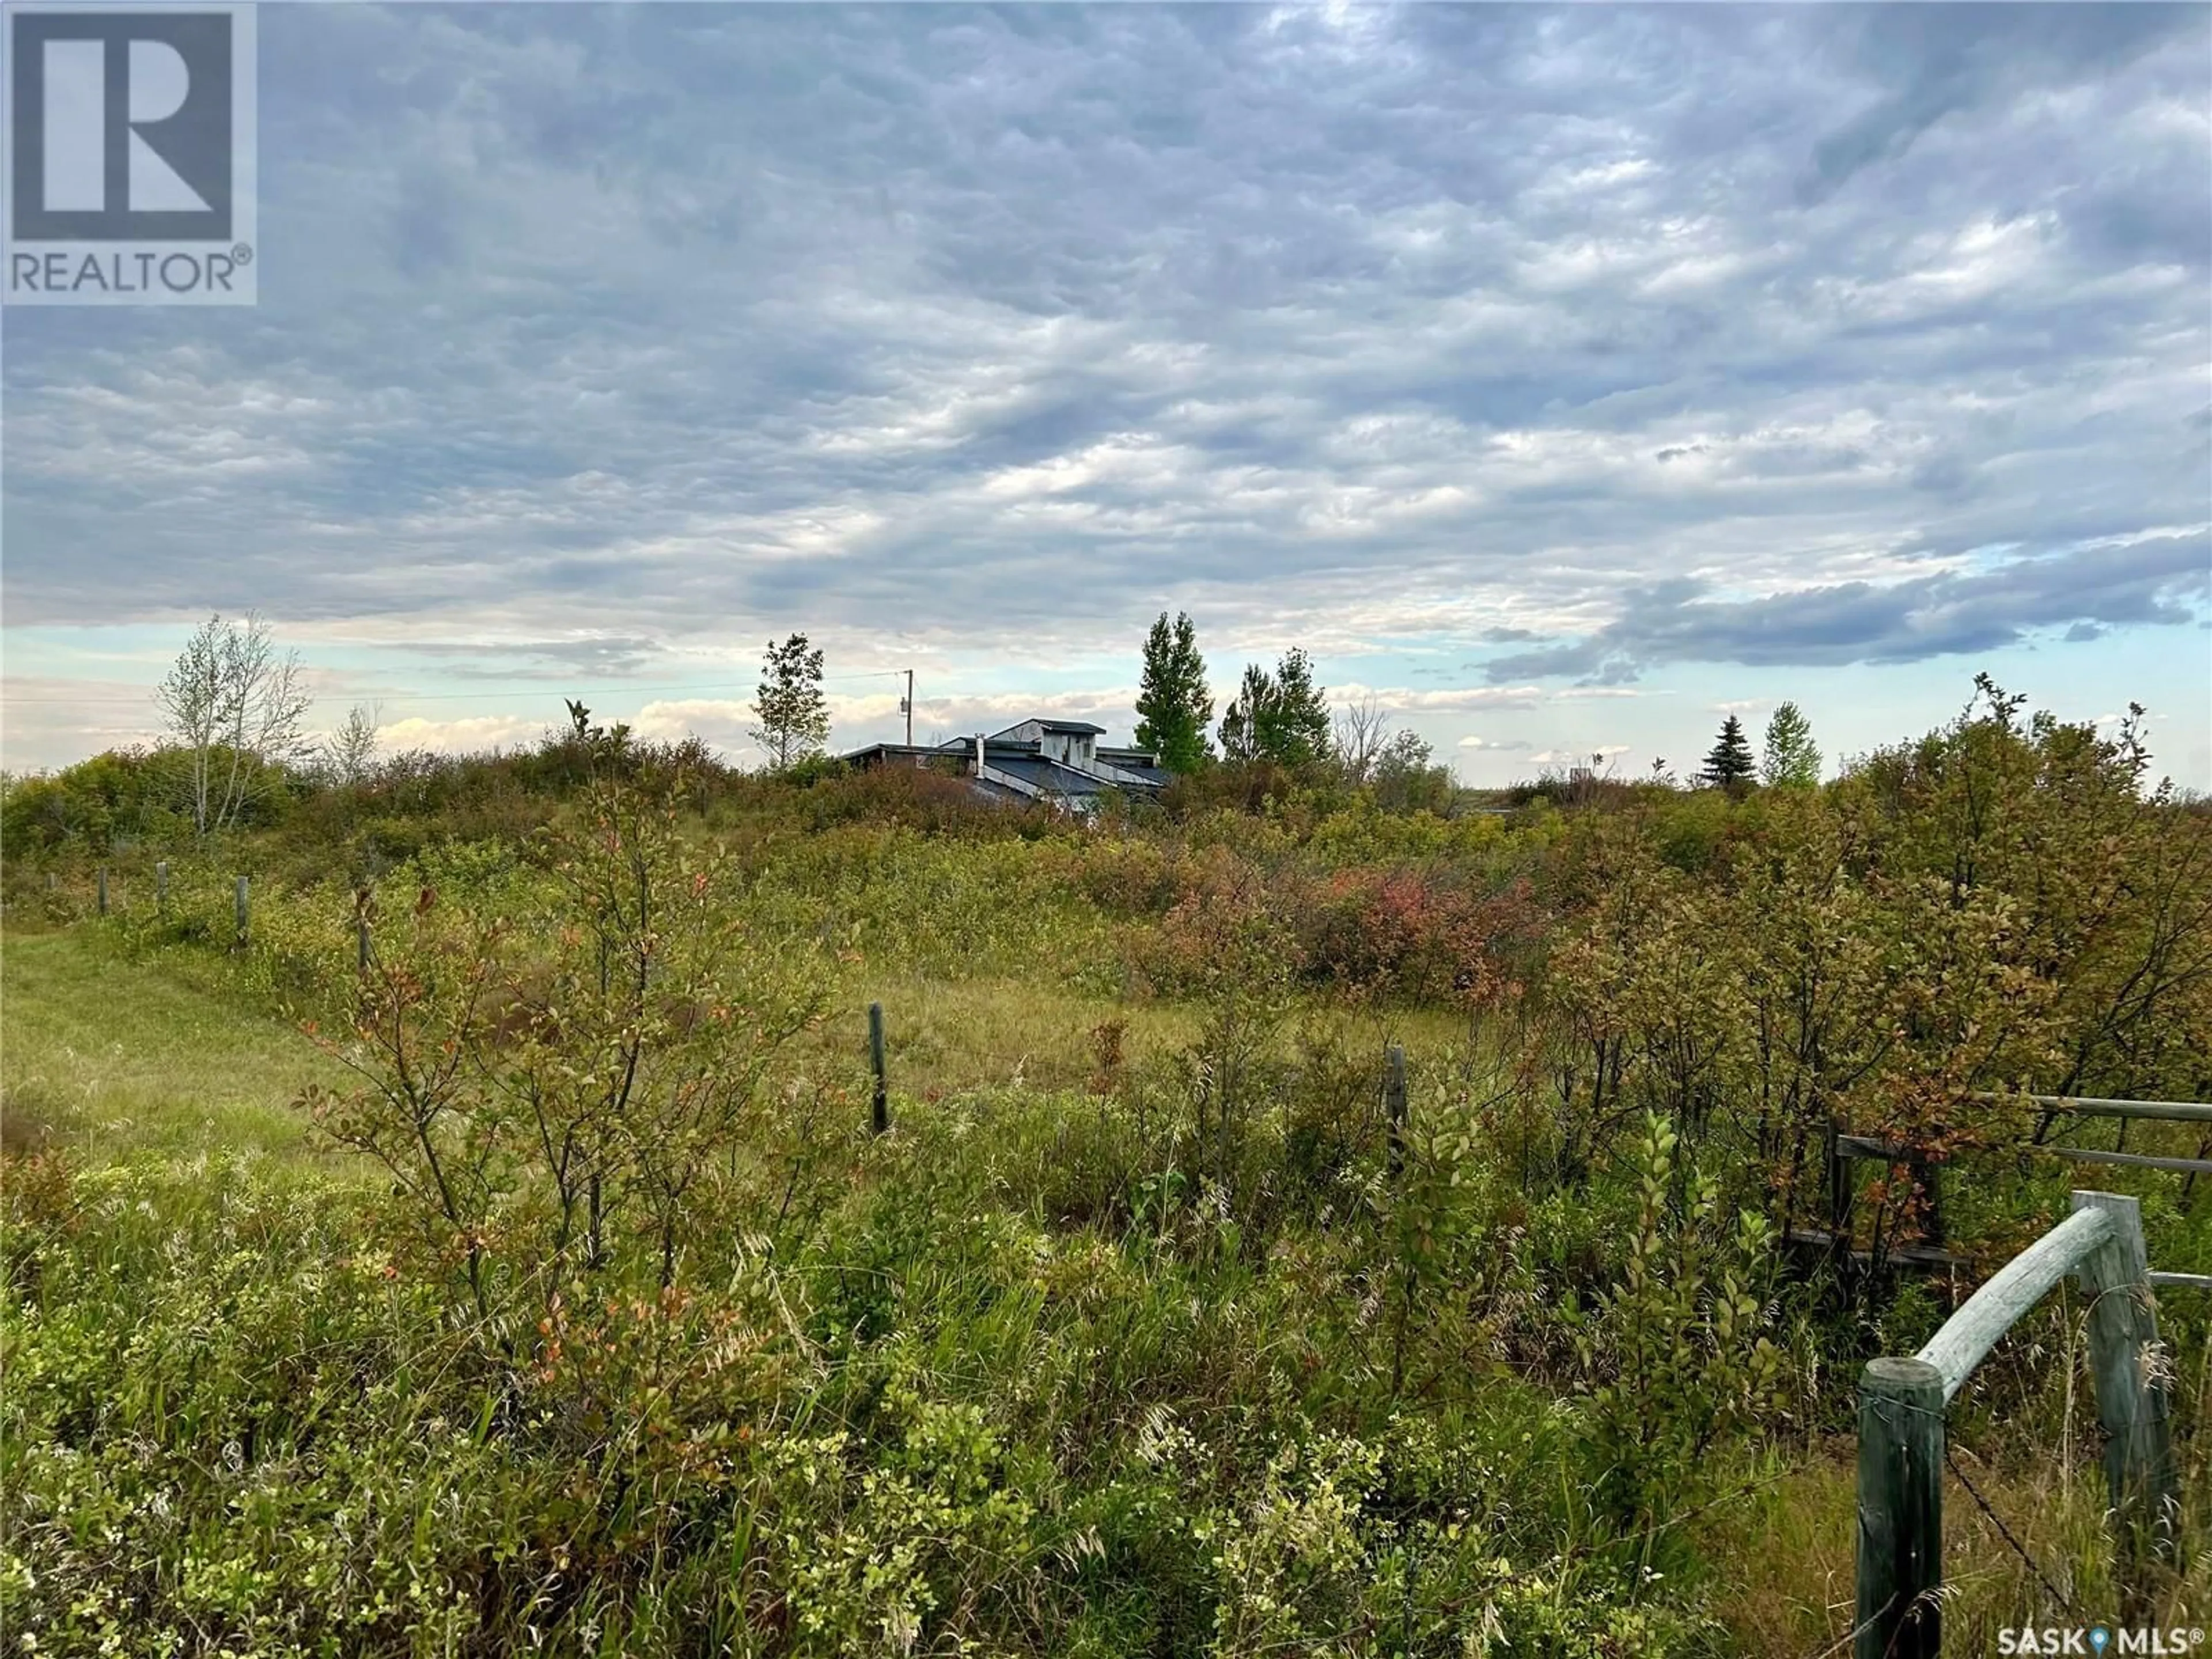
[5,3,257,304]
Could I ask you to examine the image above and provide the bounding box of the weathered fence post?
[1384,1044,1407,1180]
[155,861,169,913]
[1826,1118,1853,1234]
[1855,1355,1945,1659]
[97,867,109,916]
[234,875,249,948]
[1915,1152,1945,1249]
[2070,1190,2179,1582]
[868,1001,889,1135]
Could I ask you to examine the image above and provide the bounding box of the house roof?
[838,718,1168,808]
[836,742,952,764]
[1096,751,1170,787]
[987,755,1115,796]
[1023,719,1107,736]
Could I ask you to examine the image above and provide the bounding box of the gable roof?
[999,718,1107,737]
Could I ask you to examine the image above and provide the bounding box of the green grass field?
[2,925,344,1165]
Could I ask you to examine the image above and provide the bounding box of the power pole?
[903,669,914,746]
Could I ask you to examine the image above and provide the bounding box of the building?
[838,718,1170,811]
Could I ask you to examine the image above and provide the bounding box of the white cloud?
[1331,683,1547,713]
[376,714,548,755]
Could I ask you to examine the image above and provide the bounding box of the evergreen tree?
[750,633,831,771]
[1760,700,1822,789]
[1700,713,1756,790]
[1134,611,1214,772]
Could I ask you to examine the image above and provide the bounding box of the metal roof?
[1096,747,1167,782]
[988,755,1115,796]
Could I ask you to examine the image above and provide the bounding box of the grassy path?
[0,926,343,1165]
[1,926,1468,1167]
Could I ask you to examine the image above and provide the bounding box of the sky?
[3,2,2209,789]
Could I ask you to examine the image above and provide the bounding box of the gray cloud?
[1488,531,2211,681]
[2,3,2207,685]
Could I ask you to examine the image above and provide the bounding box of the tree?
[1134,611,1215,773]
[1220,649,1333,770]
[1218,663,1275,765]
[155,611,313,839]
[1371,728,1454,813]
[1700,714,1756,791]
[1331,694,1392,785]
[750,633,830,771]
[1266,649,1333,769]
[325,702,382,786]
[1761,701,1821,789]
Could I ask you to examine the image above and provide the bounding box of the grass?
[0,922,1466,1167]
[0,925,343,1166]
[816,973,1472,1104]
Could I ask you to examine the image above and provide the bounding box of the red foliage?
[1296,868,1542,1006]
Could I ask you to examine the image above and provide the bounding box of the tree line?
[0,607,1891,859]
[134,611,1834,799]
[1130,609,1828,796]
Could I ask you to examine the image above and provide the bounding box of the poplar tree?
[1218,649,1332,770]
[156,611,313,839]
[1761,701,1822,788]
[750,634,831,771]
[1266,648,1333,768]
[1134,611,1215,772]
[1218,664,1275,765]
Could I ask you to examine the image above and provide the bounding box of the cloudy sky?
[5,2,2209,786]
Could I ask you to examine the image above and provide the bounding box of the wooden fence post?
[1855,1355,1945,1659]
[155,861,169,913]
[234,876,249,948]
[868,1002,889,1135]
[2070,1191,2179,1582]
[1384,1044,1407,1180]
[97,867,108,916]
[1827,1117,1853,1234]
[1915,1152,1945,1249]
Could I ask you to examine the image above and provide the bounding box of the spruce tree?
[1700,713,1756,790]
[1134,611,1214,772]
